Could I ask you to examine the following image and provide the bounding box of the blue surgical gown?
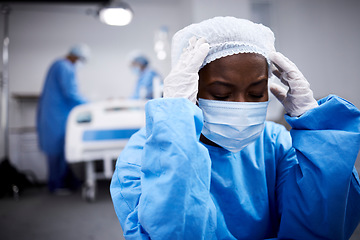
[110,95,360,240]
[131,67,160,99]
[37,58,87,155]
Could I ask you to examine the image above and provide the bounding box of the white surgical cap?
[171,16,275,68]
[69,43,91,62]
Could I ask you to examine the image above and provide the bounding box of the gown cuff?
[285,94,360,132]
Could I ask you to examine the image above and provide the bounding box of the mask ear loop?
[195,97,200,106]
[267,60,275,97]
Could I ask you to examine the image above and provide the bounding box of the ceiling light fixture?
[98,0,133,26]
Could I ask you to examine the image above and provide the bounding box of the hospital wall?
[0,0,359,170]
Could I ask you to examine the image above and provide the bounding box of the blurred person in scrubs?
[37,43,90,194]
[110,17,360,239]
[130,54,162,99]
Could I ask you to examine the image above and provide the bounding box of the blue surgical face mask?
[75,60,85,69]
[198,98,269,153]
[131,66,141,76]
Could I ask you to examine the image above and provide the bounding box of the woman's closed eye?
[207,82,233,100]
[248,92,265,99]
[209,88,232,100]
[212,94,231,101]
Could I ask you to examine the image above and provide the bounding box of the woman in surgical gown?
[110,17,360,240]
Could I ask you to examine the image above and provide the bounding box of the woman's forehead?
[203,53,268,74]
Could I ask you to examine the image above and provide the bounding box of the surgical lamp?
[98,0,133,26]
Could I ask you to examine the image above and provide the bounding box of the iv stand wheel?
[82,183,96,202]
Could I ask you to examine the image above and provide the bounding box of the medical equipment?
[66,99,146,201]
[1,5,10,163]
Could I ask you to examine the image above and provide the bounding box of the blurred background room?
[0,0,359,239]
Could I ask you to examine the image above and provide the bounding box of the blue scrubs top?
[110,95,360,240]
[131,67,160,99]
[37,59,87,155]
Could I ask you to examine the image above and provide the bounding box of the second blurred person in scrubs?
[37,43,90,194]
[130,54,162,99]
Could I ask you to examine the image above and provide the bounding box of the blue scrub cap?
[69,43,91,62]
[133,55,149,67]
[171,16,276,68]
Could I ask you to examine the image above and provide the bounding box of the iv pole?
[1,5,10,162]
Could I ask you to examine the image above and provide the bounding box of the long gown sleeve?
[278,95,360,240]
[110,98,217,239]
[58,62,87,106]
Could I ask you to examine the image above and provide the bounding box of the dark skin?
[197,53,269,147]
[66,54,81,64]
[131,61,147,71]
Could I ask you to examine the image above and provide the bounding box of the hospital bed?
[65,99,146,201]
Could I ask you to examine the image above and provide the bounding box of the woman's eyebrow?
[249,78,267,87]
[207,80,234,88]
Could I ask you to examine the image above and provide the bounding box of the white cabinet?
[9,128,47,183]
[9,94,47,183]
